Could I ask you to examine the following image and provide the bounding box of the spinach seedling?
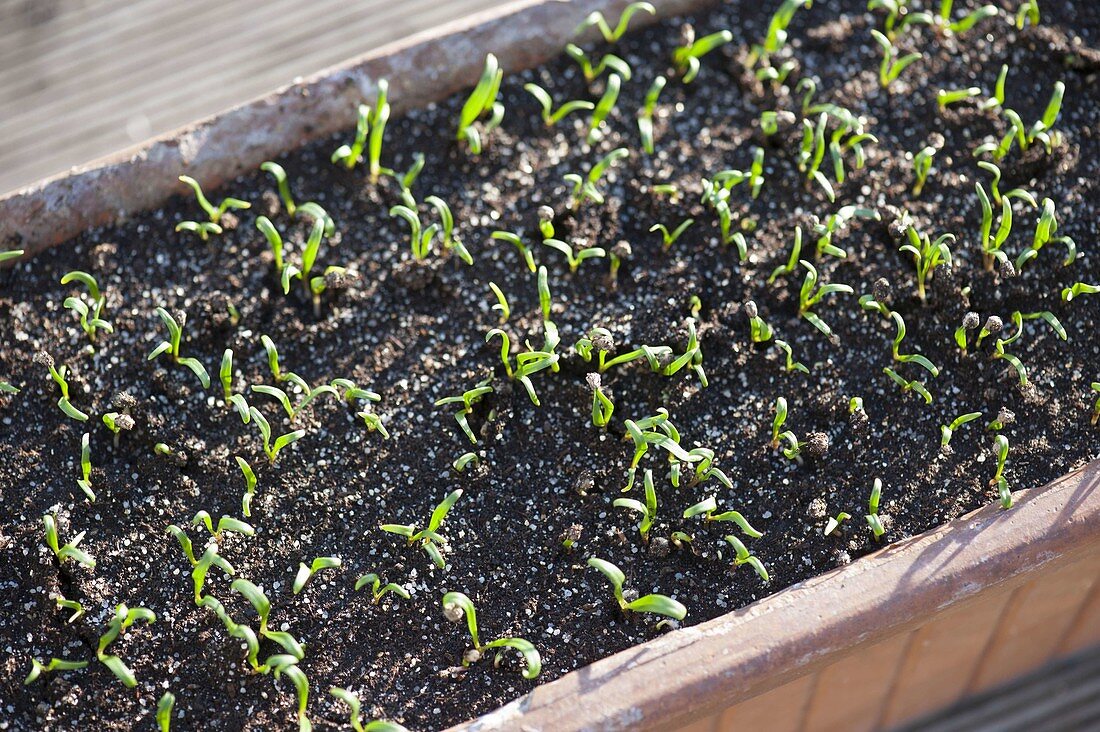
[25,658,88,685]
[524,83,593,127]
[991,435,1013,508]
[884,366,932,403]
[577,2,655,42]
[381,489,463,569]
[744,300,773,343]
[587,73,622,143]
[613,469,658,541]
[774,339,809,374]
[824,512,851,536]
[249,407,306,463]
[1089,383,1100,425]
[672,27,733,83]
[43,513,95,568]
[97,604,156,687]
[542,238,606,272]
[871,30,921,88]
[900,225,954,301]
[441,592,542,678]
[866,478,885,539]
[1062,283,1100,302]
[75,432,95,501]
[683,497,763,538]
[650,219,694,251]
[890,312,938,376]
[1016,198,1076,271]
[192,510,254,541]
[937,0,999,34]
[231,579,306,659]
[332,80,390,181]
[798,260,854,339]
[34,352,88,422]
[435,377,494,444]
[328,688,410,732]
[156,692,175,732]
[587,373,615,428]
[910,146,936,196]
[456,54,505,154]
[148,307,210,389]
[723,536,770,582]
[293,556,342,594]
[355,573,411,604]
[587,557,687,620]
[941,412,982,450]
[61,271,112,345]
[490,231,536,273]
[564,147,629,210]
[637,76,667,154]
[564,44,632,83]
[178,175,250,224]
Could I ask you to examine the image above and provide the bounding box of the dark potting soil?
[3,0,1100,729]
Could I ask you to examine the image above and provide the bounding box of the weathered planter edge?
[452,460,1100,732]
[2,1,1098,729]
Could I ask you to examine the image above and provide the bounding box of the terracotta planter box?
[3,2,1098,730]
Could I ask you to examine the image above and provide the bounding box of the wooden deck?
[0,0,504,194]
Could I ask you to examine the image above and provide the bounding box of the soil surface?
[3,1,1100,729]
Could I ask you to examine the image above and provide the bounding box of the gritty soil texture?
[3,0,1100,730]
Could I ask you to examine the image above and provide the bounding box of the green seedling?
[672,28,733,83]
[355,573,411,604]
[331,80,390,180]
[293,556,342,594]
[650,219,694,251]
[61,271,112,345]
[587,557,687,620]
[824,512,851,536]
[637,76,667,154]
[175,220,223,241]
[260,161,298,216]
[577,2,655,42]
[381,489,462,569]
[390,204,438,261]
[871,30,921,88]
[488,282,510,323]
[441,592,542,678]
[75,432,94,501]
[167,524,235,604]
[938,0,1000,35]
[178,175,250,224]
[97,604,156,687]
[452,452,479,473]
[884,366,931,403]
[911,146,936,196]
[1016,197,1076,270]
[991,434,1013,508]
[148,307,210,388]
[563,44,632,84]
[1063,283,1100,302]
[900,225,954,301]
[25,658,87,685]
[993,338,1028,387]
[890,312,938,376]
[435,377,494,444]
[774,339,809,373]
[977,161,1036,207]
[770,396,789,448]
[683,497,763,538]
[456,54,505,154]
[0,248,24,264]
[426,195,474,265]
[490,231,536,272]
[236,456,258,516]
[587,72,622,143]
[768,226,803,283]
[745,301,773,343]
[524,83,593,127]
[622,409,698,491]
[866,478,885,538]
[798,260,854,339]
[328,688,409,732]
[56,595,85,623]
[34,352,88,422]
[941,412,983,449]
[613,469,658,541]
[1016,0,1039,28]
[156,692,175,732]
[231,579,306,659]
[722,535,770,582]
[542,238,606,272]
[812,206,879,259]
[1089,383,1100,425]
[268,655,311,731]
[587,373,615,428]
[248,407,306,463]
[937,86,981,108]
[43,513,95,568]
[750,0,812,63]
[192,510,254,541]
[868,0,933,38]
[564,147,629,210]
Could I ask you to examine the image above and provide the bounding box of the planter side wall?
[456,460,1100,732]
[0,0,709,260]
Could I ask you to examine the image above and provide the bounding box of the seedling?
[812,206,879,260]
[585,372,616,428]
[229,583,303,663]
[987,407,1015,432]
[564,44,632,84]
[991,435,1013,508]
[910,146,936,196]
[1063,283,1100,302]
[884,366,931,403]
[328,688,410,732]
[456,54,504,154]
[937,0,999,34]
[750,0,812,63]
[650,219,694,251]
[798,260,854,339]
[868,0,933,38]
[178,175,250,224]
[452,452,479,473]
[331,80,390,180]
[824,512,851,536]
[937,86,981,108]
[192,510,254,541]
[268,656,310,731]
[355,573,411,604]
[622,409,698,491]
[672,28,733,83]
[941,412,982,449]
[148,307,210,388]
[435,377,494,444]
[744,301,772,343]
[441,592,542,678]
[774,339,809,373]
[61,271,112,345]
[721,535,769,581]
[587,557,687,620]
[866,478,885,539]
[56,595,85,623]
[490,231,536,273]
[564,147,629,210]
[900,225,954,301]
[768,226,803,283]
[34,352,88,422]
[25,658,88,685]
[249,407,306,463]
[293,556,342,594]
[390,204,438,261]
[1016,198,1076,270]
[524,83,593,127]
[0,248,24,264]
[871,30,921,88]
[0,380,18,395]
[542,238,606,272]
[613,469,658,541]
[770,396,789,448]
[993,338,1028,387]
[587,73,622,143]
[637,76,666,154]
[43,513,95,568]
[485,282,510,324]
[426,196,474,265]
[168,524,235,604]
[1090,383,1100,425]
[1016,0,1039,28]
[890,312,938,376]
[683,497,763,537]
[381,489,462,569]
[577,2,655,42]
[97,604,156,687]
[175,220,223,240]
[71,431,95,501]
[157,692,175,732]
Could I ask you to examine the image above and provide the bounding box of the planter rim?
[2,1,1098,730]
[451,459,1100,731]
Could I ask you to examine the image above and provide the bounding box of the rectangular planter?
[3,1,1098,730]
